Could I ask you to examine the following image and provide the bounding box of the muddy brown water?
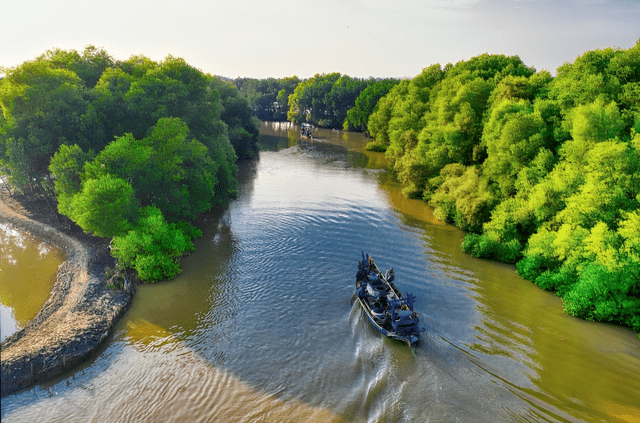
[1,122,639,422]
[0,223,63,342]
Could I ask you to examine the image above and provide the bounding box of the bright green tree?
[48,144,91,216]
[110,206,197,282]
[70,174,138,237]
[40,45,116,88]
[0,60,89,192]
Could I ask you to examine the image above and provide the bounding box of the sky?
[1,0,638,79]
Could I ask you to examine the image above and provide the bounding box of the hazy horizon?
[1,0,638,79]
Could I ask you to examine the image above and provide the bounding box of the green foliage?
[70,174,138,237]
[346,78,400,132]
[462,196,533,263]
[2,48,252,202]
[210,77,259,159]
[49,144,91,215]
[563,261,640,331]
[111,207,196,282]
[462,233,522,263]
[387,60,502,197]
[554,140,638,228]
[288,73,340,125]
[234,76,300,121]
[122,56,194,139]
[429,164,497,233]
[41,46,116,88]
[143,117,219,220]
[81,118,219,222]
[5,44,640,330]
[559,211,640,331]
[446,53,535,81]
[55,120,211,281]
[369,44,640,333]
[481,99,546,196]
[512,133,640,330]
[2,47,256,283]
[550,48,621,110]
[287,73,373,128]
[364,141,388,152]
[0,60,89,192]
[367,80,410,148]
[369,55,541,201]
[569,98,624,142]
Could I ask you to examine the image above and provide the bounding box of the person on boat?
[356,266,368,282]
[385,268,394,282]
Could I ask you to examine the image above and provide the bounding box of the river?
[1,122,639,422]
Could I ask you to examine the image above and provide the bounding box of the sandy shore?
[0,191,132,397]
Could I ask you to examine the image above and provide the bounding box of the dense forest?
[0,46,259,282]
[365,44,640,334]
[236,42,640,334]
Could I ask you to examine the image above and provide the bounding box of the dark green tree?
[347,78,400,132]
[210,77,260,159]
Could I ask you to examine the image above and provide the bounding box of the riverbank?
[0,191,132,397]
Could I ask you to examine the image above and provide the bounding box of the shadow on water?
[2,122,639,423]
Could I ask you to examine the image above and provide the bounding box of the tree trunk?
[38,178,61,224]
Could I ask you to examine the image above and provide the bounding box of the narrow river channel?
[1,122,639,422]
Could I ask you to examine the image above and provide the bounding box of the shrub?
[364,141,388,152]
[111,207,196,282]
[70,175,138,237]
[563,261,640,331]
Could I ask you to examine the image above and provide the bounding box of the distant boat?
[354,252,424,347]
[300,124,313,138]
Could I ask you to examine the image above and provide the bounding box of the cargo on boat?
[354,252,424,347]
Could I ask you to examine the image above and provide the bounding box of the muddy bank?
[0,192,132,397]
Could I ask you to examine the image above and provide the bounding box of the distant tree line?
[0,46,259,282]
[235,74,399,133]
[234,77,300,122]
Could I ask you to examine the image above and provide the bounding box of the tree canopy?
[234,76,300,122]
[363,45,640,332]
[1,46,259,282]
[287,73,374,129]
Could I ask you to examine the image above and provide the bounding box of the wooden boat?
[355,252,424,347]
